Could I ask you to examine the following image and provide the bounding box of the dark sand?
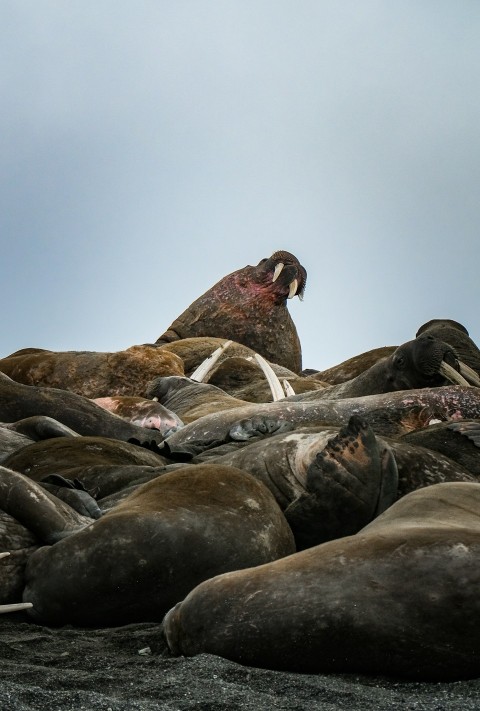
[1,613,479,710]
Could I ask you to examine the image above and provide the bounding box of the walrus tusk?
[287,279,298,299]
[190,341,233,383]
[458,361,480,388]
[0,602,33,614]
[272,262,284,282]
[283,379,296,397]
[0,552,10,560]
[438,361,471,387]
[253,354,285,402]
[272,261,299,300]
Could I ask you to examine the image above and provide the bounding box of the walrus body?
[160,385,480,458]
[163,482,480,681]
[0,345,184,398]
[22,464,295,627]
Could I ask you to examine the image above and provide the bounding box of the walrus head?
[256,250,307,302]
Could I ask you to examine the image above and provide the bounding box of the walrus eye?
[394,355,406,370]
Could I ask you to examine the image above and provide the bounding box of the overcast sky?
[2,1,479,371]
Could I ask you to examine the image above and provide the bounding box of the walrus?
[146,376,252,424]
[203,419,479,531]
[200,416,398,549]
[0,372,166,447]
[20,463,295,627]
[155,251,306,373]
[286,334,475,403]
[3,435,169,494]
[162,481,480,681]
[400,419,480,479]
[158,385,480,459]
[0,344,184,398]
[0,465,102,607]
[150,333,474,434]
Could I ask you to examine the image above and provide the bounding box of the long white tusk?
[0,602,33,614]
[438,361,471,387]
[0,552,10,560]
[287,279,298,299]
[283,379,296,397]
[272,262,284,282]
[253,353,285,402]
[190,341,233,382]
[458,361,480,388]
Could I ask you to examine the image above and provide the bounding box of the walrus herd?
[1,251,480,681]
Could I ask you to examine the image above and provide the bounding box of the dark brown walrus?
[155,251,306,373]
[162,481,480,681]
[21,464,295,627]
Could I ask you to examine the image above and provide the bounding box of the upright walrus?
[155,251,306,373]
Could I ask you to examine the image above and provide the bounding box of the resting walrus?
[163,481,480,681]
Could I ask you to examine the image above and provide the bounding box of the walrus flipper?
[40,475,103,520]
[0,466,91,545]
[284,416,393,549]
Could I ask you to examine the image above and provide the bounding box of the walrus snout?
[261,250,307,300]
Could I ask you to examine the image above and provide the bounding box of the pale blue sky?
[2,1,479,371]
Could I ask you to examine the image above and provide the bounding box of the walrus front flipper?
[40,475,103,520]
[284,416,397,549]
[0,466,91,545]
[3,416,79,441]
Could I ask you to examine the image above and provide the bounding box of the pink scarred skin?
[156,251,307,373]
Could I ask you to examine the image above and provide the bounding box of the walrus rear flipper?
[40,474,103,520]
[284,416,396,549]
[0,466,91,545]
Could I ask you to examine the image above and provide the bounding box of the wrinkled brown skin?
[0,345,184,398]
[0,373,166,447]
[416,319,480,375]
[162,482,480,681]
[23,464,295,627]
[155,251,306,373]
